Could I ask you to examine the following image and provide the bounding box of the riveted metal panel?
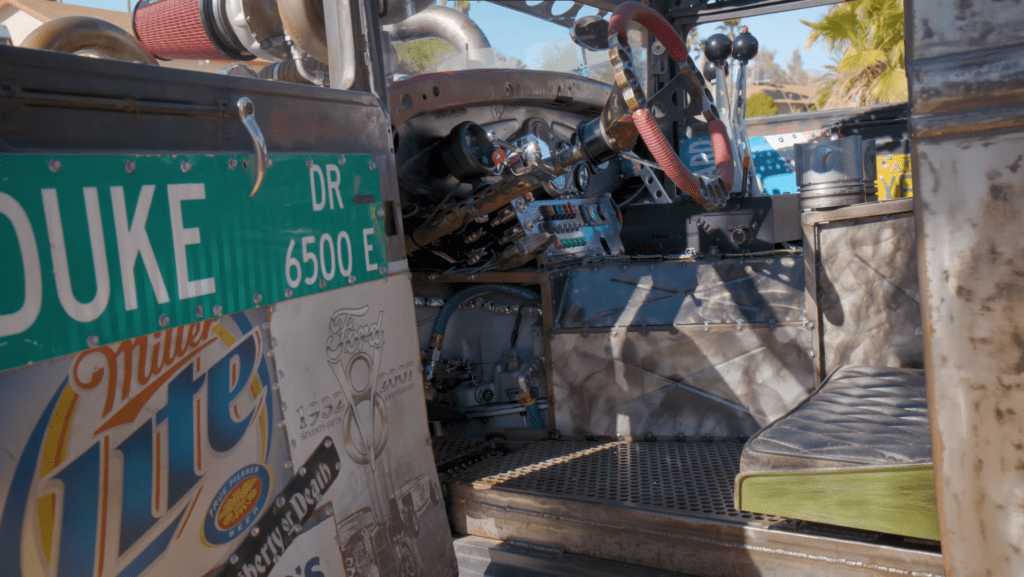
[550,325,814,438]
[802,199,923,385]
[555,257,805,330]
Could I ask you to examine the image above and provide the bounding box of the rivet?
[195,305,204,318]
[180,160,191,173]
[348,275,356,284]
[48,159,61,173]
[338,155,346,165]
[228,158,238,169]
[230,555,239,564]
[377,206,385,218]
[299,466,306,476]
[369,161,377,170]
[335,461,342,470]
[125,159,136,174]
[319,278,327,289]
[324,438,333,448]
[213,304,223,317]
[158,314,170,328]
[87,335,100,347]
[703,320,711,333]
[306,158,314,168]
[250,527,259,537]
[253,293,262,304]
[285,288,294,298]
[276,496,286,508]
[283,460,292,469]
[380,266,387,275]
[290,439,297,448]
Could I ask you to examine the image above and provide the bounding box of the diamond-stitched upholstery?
[740,365,930,473]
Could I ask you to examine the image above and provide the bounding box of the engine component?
[384,5,492,66]
[22,16,158,65]
[794,136,867,211]
[440,121,500,181]
[511,195,624,267]
[133,0,276,61]
[259,56,329,84]
[424,285,540,382]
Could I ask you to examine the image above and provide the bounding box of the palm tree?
[716,19,742,39]
[802,0,906,109]
[439,0,470,14]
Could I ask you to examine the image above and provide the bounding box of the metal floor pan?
[443,440,945,577]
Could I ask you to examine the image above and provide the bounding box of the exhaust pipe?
[385,5,493,67]
[22,16,157,65]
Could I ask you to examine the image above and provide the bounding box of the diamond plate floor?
[444,440,780,524]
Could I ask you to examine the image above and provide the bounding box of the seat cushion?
[740,364,930,474]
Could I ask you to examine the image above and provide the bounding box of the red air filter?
[133,0,252,61]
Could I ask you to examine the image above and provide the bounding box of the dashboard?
[388,70,634,272]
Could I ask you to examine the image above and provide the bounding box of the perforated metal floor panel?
[445,440,780,524]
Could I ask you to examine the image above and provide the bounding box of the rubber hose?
[431,284,539,339]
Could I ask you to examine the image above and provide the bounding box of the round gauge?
[574,164,591,191]
[440,121,498,180]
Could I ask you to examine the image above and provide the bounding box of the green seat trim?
[735,464,939,541]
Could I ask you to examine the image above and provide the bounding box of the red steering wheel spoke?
[608,1,733,210]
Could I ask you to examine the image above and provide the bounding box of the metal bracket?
[647,68,706,125]
[638,164,672,204]
[237,96,268,198]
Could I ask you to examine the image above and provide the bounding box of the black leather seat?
[741,364,930,474]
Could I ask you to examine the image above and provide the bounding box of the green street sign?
[0,153,387,372]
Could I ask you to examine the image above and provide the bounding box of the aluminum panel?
[270,275,457,577]
[806,204,923,383]
[550,325,814,438]
[556,257,805,329]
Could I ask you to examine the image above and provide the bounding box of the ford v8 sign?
[0,153,387,373]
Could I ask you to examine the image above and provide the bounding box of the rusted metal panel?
[905,0,1024,62]
[802,199,923,384]
[550,325,814,438]
[907,0,1024,573]
[913,131,1024,576]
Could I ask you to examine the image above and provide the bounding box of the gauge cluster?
[398,110,631,272]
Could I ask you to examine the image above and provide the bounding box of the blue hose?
[431,284,539,338]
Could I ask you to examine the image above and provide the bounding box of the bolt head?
[125,159,136,173]
[325,438,333,448]
[228,158,238,169]
[348,275,356,284]
[306,158,314,168]
[338,155,346,165]
[158,315,170,328]
[250,527,259,537]
[87,335,100,347]
[180,160,191,173]
[213,304,224,317]
[319,278,327,289]
[230,555,239,564]
[48,159,61,173]
[195,305,204,318]
[253,293,262,304]
[369,161,377,170]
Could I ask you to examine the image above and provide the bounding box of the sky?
[59,0,835,74]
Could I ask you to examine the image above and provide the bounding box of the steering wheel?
[607,1,733,210]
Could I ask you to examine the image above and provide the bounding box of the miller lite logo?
[0,312,276,577]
